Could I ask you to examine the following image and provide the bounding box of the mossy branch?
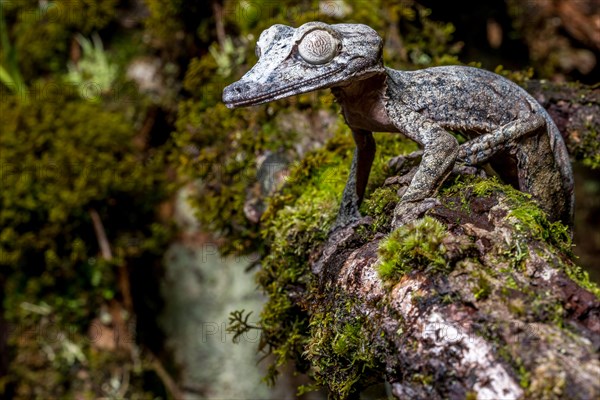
[261,154,600,398]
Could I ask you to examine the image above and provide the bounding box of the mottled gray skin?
[223,22,574,230]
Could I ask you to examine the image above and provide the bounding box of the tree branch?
[303,174,600,399]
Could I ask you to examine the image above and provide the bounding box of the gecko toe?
[391,198,441,227]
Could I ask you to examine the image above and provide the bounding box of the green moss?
[7,306,159,399]
[475,178,570,246]
[393,1,463,68]
[506,296,526,317]
[377,216,449,283]
[361,186,400,232]
[365,132,419,190]
[173,42,347,254]
[304,301,382,399]
[517,360,531,389]
[580,124,600,170]
[494,65,534,85]
[465,391,478,400]
[473,273,492,300]
[561,263,600,299]
[411,372,434,386]
[467,176,600,298]
[443,175,572,255]
[143,0,185,43]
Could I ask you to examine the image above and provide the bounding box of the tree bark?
[525,80,600,167]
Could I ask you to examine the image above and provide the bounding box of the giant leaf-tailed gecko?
[223,22,574,230]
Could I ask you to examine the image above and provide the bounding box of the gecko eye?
[255,45,261,59]
[298,29,339,65]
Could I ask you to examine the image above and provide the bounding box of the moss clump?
[561,264,600,299]
[473,177,571,248]
[443,175,572,254]
[304,306,382,398]
[444,175,600,299]
[253,130,417,393]
[377,216,449,283]
[362,185,401,233]
[472,273,492,300]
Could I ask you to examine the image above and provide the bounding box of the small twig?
[90,208,133,310]
[116,366,130,399]
[212,0,226,48]
[146,349,184,399]
[90,208,113,260]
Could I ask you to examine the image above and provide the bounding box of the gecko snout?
[222,81,252,108]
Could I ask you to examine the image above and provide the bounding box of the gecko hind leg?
[457,114,545,166]
[455,114,570,225]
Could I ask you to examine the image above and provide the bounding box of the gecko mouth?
[223,67,343,108]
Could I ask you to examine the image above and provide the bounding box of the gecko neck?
[331,71,394,132]
[331,71,387,101]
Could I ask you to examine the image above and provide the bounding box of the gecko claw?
[452,164,487,177]
[330,210,365,234]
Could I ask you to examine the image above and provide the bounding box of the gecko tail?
[538,105,575,228]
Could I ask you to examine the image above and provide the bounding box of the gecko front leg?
[384,107,459,227]
[332,129,376,231]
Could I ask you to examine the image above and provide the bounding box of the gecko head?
[222,22,384,108]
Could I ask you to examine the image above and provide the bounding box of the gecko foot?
[452,164,487,178]
[330,210,362,234]
[388,150,423,174]
[391,198,441,228]
[330,192,366,234]
[313,216,373,274]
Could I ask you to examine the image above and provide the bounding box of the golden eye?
[255,45,261,59]
[298,29,338,65]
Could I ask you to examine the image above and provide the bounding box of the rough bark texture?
[525,80,600,168]
[307,170,600,399]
